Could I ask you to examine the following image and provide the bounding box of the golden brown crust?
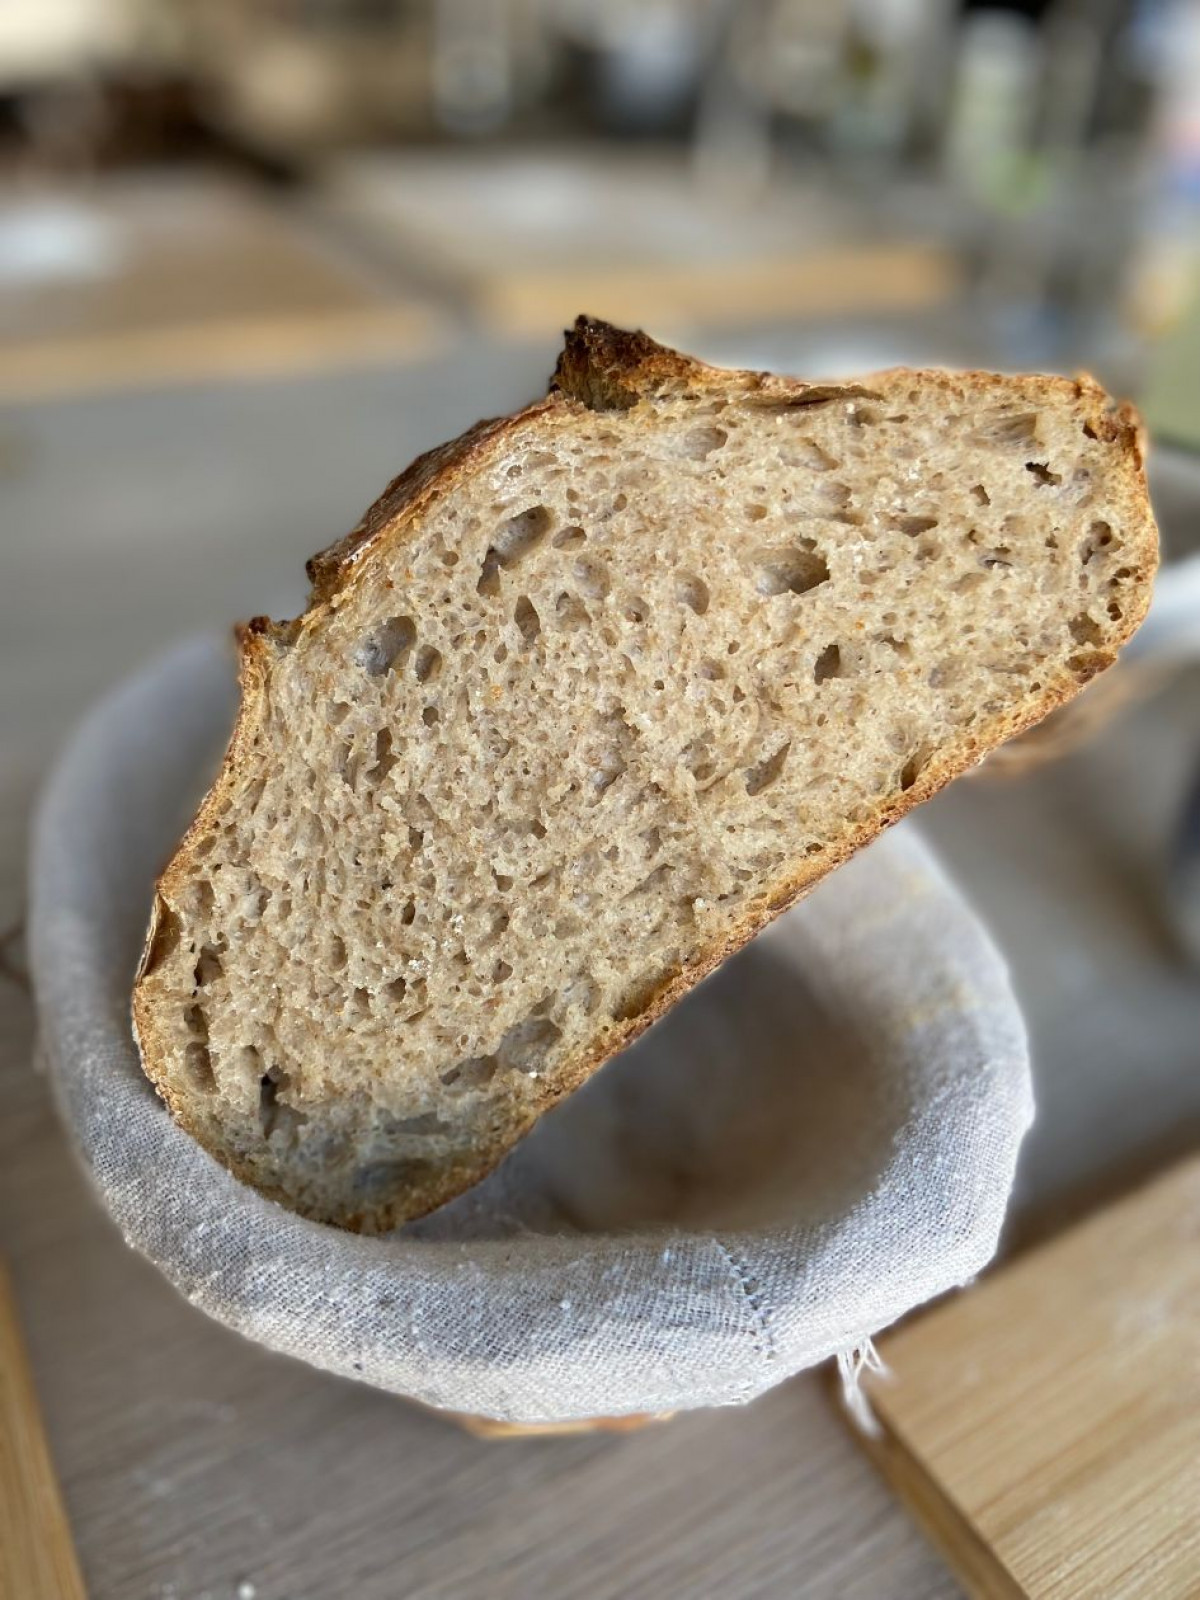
[132,316,1159,1232]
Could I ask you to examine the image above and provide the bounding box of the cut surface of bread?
[133,318,1157,1231]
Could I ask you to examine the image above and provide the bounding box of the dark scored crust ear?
[550,316,703,410]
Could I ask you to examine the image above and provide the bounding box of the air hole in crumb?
[330,935,347,969]
[573,557,610,600]
[329,701,352,725]
[899,751,927,791]
[746,502,769,521]
[1069,612,1104,647]
[182,1003,213,1085]
[367,728,398,784]
[400,899,416,926]
[814,480,852,511]
[552,525,586,550]
[879,633,913,659]
[675,573,710,615]
[529,817,547,839]
[613,974,664,1023]
[497,1014,562,1074]
[386,976,407,1003]
[564,974,600,1014]
[354,1157,433,1195]
[493,504,553,567]
[355,615,416,676]
[556,592,589,631]
[440,550,459,567]
[684,739,715,784]
[493,872,513,892]
[744,742,791,796]
[1080,520,1114,565]
[781,438,838,471]
[493,643,508,664]
[589,753,626,796]
[514,595,541,646]
[849,403,883,426]
[391,1112,449,1137]
[477,548,502,597]
[187,878,215,917]
[351,987,371,1015]
[1067,650,1108,679]
[441,1055,498,1091]
[698,658,725,680]
[630,864,672,897]
[680,424,727,459]
[979,549,1013,571]
[892,515,938,536]
[623,597,650,625]
[194,945,223,987]
[492,959,513,985]
[414,645,442,683]
[814,643,842,683]
[971,410,1039,448]
[259,1065,306,1140]
[754,543,830,597]
[1083,421,1098,440]
[1025,460,1062,487]
[1107,601,1123,621]
[971,484,991,506]
[422,705,439,727]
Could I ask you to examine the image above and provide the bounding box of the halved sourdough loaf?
[133,318,1157,1231]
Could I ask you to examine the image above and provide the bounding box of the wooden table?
[3,337,1199,1599]
[0,175,442,402]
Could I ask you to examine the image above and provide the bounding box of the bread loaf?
[133,317,1158,1231]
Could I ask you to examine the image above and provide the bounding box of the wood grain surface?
[863,1157,1200,1600]
[0,1260,86,1600]
[3,345,1200,1598]
[0,178,442,402]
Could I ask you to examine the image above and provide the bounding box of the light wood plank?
[864,1157,1200,1600]
[0,1260,87,1600]
[479,244,959,339]
[0,306,445,404]
[0,178,444,401]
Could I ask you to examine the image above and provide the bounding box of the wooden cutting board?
[0,1260,86,1600]
[860,1156,1200,1600]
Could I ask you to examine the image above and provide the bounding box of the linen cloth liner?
[29,635,1033,1423]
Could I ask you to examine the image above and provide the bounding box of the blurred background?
[4,5,1200,1597]
[2,0,1200,409]
[5,0,1200,681]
